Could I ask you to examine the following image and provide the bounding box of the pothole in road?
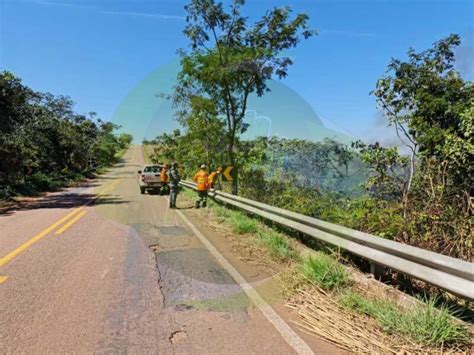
[152,248,248,311]
[152,226,196,250]
[133,224,194,249]
[169,330,188,344]
[156,226,192,237]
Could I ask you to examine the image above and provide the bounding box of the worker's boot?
[195,200,200,209]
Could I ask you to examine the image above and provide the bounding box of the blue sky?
[1,0,473,143]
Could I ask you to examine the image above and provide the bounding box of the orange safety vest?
[160,168,169,183]
[208,171,218,185]
[194,170,209,191]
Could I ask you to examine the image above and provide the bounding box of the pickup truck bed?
[138,165,165,194]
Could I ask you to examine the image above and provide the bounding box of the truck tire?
[140,187,145,194]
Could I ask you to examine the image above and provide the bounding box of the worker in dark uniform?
[169,162,181,209]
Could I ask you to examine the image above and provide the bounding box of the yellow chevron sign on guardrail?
[221,165,237,182]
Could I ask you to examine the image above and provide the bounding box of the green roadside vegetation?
[182,188,300,264]
[228,209,301,262]
[143,0,472,264]
[339,291,470,347]
[301,254,348,291]
[144,1,471,348]
[179,191,470,351]
[0,71,133,199]
[147,32,472,264]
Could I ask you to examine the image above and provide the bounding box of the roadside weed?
[229,212,259,234]
[258,231,300,261]
[301,254,349,290]
[213,205,231,219]
[339,291,470,347]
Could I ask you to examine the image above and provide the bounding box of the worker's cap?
[200,164,207,169]
[217,167,223,172]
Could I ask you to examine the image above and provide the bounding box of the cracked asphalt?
[0,146,340,354]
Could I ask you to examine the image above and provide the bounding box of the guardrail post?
[370,262,384,280]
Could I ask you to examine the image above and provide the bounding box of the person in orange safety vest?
[160,164,169,195]
[208,166,222,190]
[193,164,209,208]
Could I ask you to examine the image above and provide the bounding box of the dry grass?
[288,286,421,354]
[287,284,471,354]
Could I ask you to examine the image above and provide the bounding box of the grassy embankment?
[179,187,471,353]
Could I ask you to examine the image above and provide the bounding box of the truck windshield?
[144,166,161,173]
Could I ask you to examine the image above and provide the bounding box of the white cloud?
[22,1,185,21]
[27,0,96,10]
[101,10,185,21]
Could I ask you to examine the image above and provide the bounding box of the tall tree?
[373,34,473,194]
[173,0,315,193]
[372,35,473,257]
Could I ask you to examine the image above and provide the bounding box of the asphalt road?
[0,146,339,354]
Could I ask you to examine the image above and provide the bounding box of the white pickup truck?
[138,165,164,194]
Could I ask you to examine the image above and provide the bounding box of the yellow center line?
[96,178,122,198]
[96,182,116,196]
[0,178,122,274]
[0,276,8,284]
[0,207,84,268]
[55,210,88,235]
[97,184,113,197]
[97,184,115,197]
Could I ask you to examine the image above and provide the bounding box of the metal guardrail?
[180,181,474,300]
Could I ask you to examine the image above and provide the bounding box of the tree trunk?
[403,147,416,219]
[228,136,238,195]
